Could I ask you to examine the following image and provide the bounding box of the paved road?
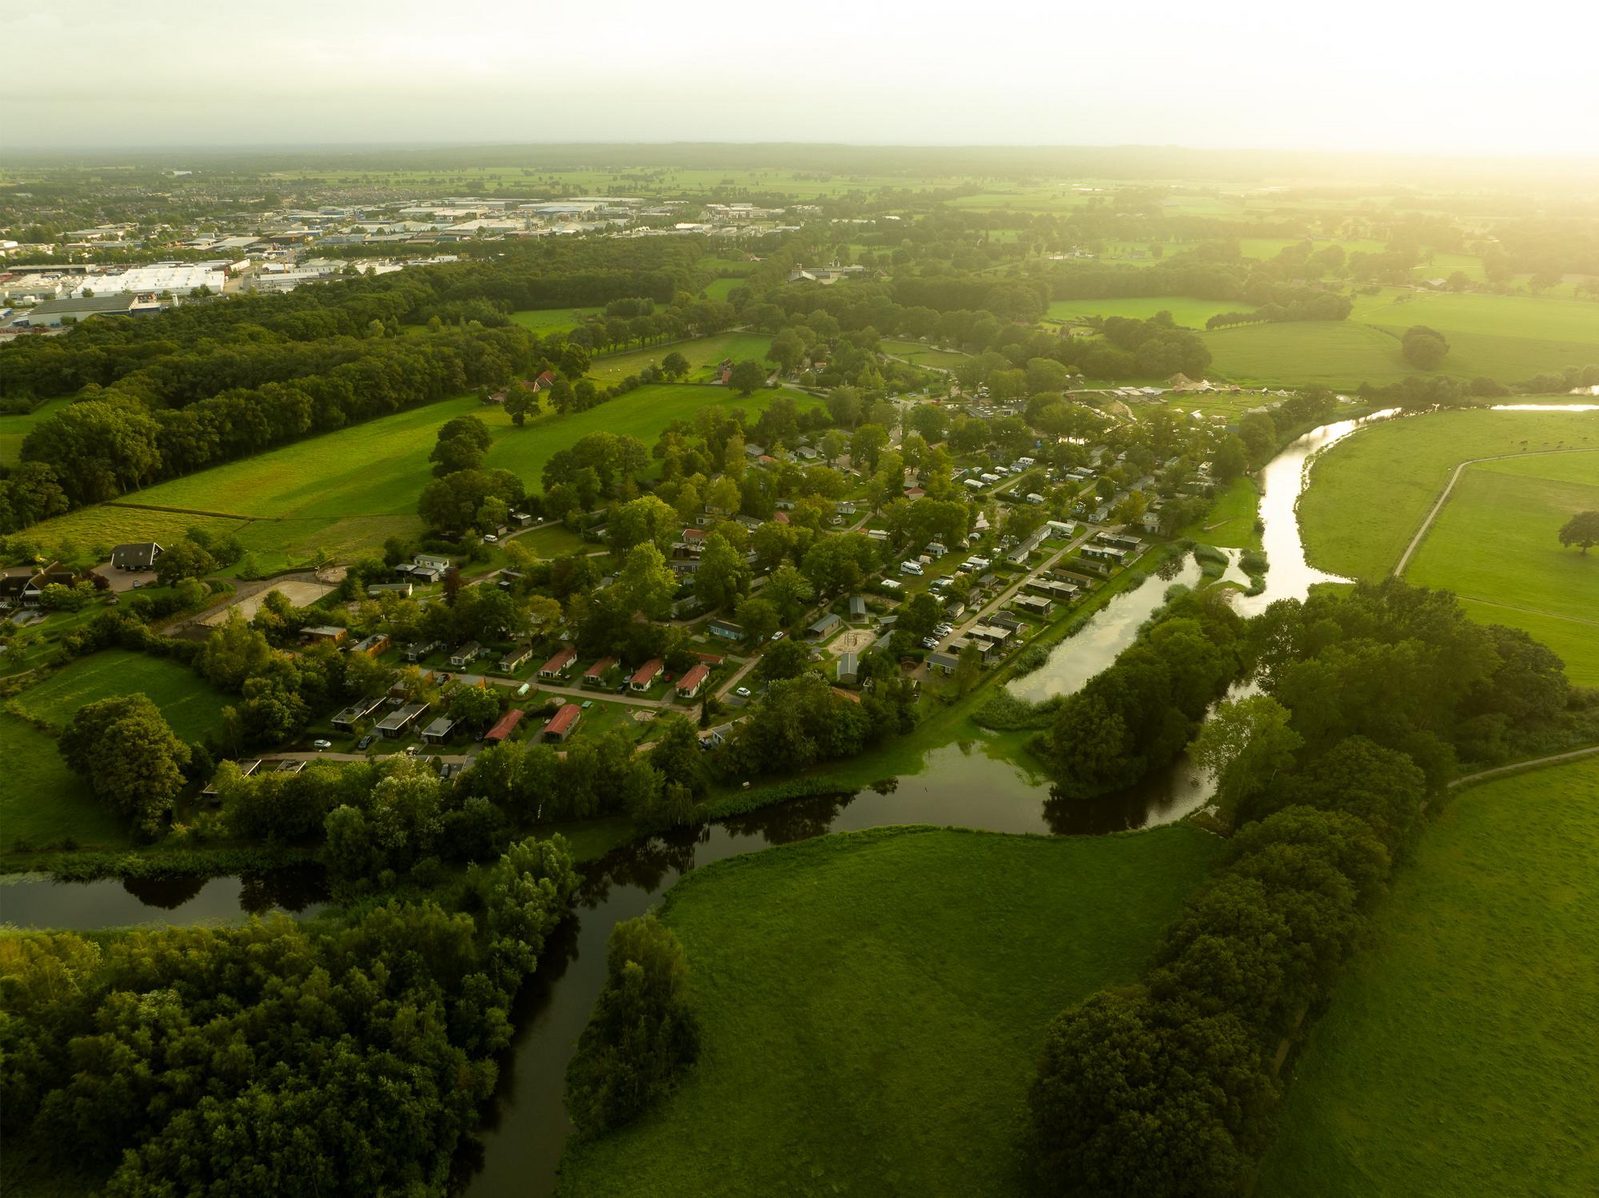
[1448,744,1599,789]
[1394,448,1591,576]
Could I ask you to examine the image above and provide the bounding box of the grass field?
[1045,296,1247,327]
[1299,408,1599,579]
[1259,756,1599,1198]
[586,333,772,385]
[1186,475,1262,549]
[21,379,797,566]
[702,277,743,302]
[10,649,233,743]
[556,824,1224,1197]
[0,714,127,852]
[0,398,69,468]
[1404,452,1599,684]
[880,338,973,370]
[1350,290,1599,382]
[509,308,601,335]
[1205,321,1418,388]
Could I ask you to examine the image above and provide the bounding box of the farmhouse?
[376,702,428,739]
[539,646,578,679]
[543,703,582,742]
[483,709,525,744]
[331,694,386,732]
[110,542,163,571]
[630,658,664,692]
[676,663,710,699]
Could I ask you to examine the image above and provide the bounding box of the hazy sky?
[8,0,1598,154]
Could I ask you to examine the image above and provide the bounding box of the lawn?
[509,307,601,336]
[0,715,128,853]
[1185,475,1262,550]
[1299,407,1599,580]
[556,823,1224,1197]
[0,398,69,468]
[1405,452,1599,684]
[11,649,232,743]
[702,277,743,302]
[880,338,973,370]
[585,333,773,385]
[1259,756,1599,1198]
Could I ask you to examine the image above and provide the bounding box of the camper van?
[900,560,925,577]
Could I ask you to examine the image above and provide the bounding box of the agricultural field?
[586,332,773,384]
[1259,756,1599,1198]
[1406,451,1599,683]
[508,307,601,335]
[1045,296,1245,327]
[1205,320,1418,388]
[556,824,1224,1197]
[0,715,126,853]
[10,649,232,743]
[21,382,798,567]
[1349,290,1599,382]
[1299,407,1599,578]
[879,338,972,370]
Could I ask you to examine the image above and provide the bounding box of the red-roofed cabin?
[538,646,577,679]
[542,703,582,742]
[583,656,618,688]
[676,663,710,698]
[484,709,525,743]
[630,658,664,692]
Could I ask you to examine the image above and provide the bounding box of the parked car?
[770,630,785,641]
[921,637,939,649]
[735,686,752,698]
[615,682,628,693]
[312,738,332,750]
[483,534,498,543]
[356,734,375,751]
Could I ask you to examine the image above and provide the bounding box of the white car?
[770,630,785,641]
[483,534,498,543]
[735,686,752,698]
[312,739,332,750]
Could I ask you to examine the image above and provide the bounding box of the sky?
[8,0,1598,155]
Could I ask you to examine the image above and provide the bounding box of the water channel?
[5,402,1592,1196]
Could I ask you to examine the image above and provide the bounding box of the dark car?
[356,733,375,751]
[615,682,628,693]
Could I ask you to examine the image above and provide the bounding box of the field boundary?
[1448,744,1599,790]
[1392,447,1592,577]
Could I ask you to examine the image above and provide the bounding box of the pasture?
[1205,320,1418,387]
[879,338,972,370]
[21,382,800,566]
[585,332,772,384]
[1350,290,1599,382]
[1259,756,1599,1198]
[508,307,600,336]
[1298,407,1599,580]
[1045,296,1244,327]
[11,649,232,743]
[556,824,1223,1197]
[0,715,126,853]
[1405,451,1599,683]
[0,398,69,469]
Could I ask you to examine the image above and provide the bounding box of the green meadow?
[1350,290,1599,381]
[879,338,972,370]
[1045,296,1244,327]
[556,824,1224,1198]
[508,307,601,335]
[1406,452,1599,683]
[1260,756,1599,1198]
[1299,407,1599,580]
[586,332,773,384]
[0,398,69,469]
[20,381,796,566]
[0,715,127,852]
[1205,321,1417,388]
[11,649,231,743]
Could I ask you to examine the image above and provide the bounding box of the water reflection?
[1,867,329,931]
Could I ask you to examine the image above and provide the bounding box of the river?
[10,401,1593,1196]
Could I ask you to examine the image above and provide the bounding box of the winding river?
[6,401,1592,1197]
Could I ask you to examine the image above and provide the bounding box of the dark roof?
[110,542,163,569]
[28,295,142,316]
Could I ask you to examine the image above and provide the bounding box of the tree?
[1189,695,1302,824]
[1401,325,1450,370]
[447,683,503,732]
[153,539,217,585]
[564,914,699,1135]
[693,533,749,612]
[660,351,689,381]
[607,495,679,554]
[59,695,191,835]
[616,543,677,620]
[198,612,276,689]
[952,642,984,695]
[733,595,780,644]
[727,360,766,396]
[1558,510,1599,554]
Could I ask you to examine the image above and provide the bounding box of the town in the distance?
[2,142,1597,1198]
